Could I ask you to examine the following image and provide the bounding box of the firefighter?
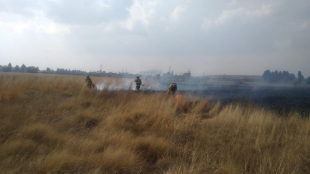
[168,83,177,94]
[134,76,142,91]
[85,76,94,88]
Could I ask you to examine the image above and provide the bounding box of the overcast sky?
[1,0,310,76]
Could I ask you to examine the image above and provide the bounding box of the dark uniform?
[134,76,142,91]
[85,76,94,88]
[168,83,177,94]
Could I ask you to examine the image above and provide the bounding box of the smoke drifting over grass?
[95,76,161,91]
[96,78,134,91]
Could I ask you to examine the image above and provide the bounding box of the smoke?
[94,76,238,92]
[92,76,310,116]
[95,76,162,91]
[95,78,133,91]
[94,75,258,92]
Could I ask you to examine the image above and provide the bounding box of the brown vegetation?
[0,73,309,174]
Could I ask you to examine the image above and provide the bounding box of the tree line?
[0,63,39,73]
[0,63,88,75]
[46,68,88,75]
[0,63,139,78]
[262,70,310,84]
[1,63,154,80]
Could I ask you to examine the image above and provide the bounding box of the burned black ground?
[182,86,310,117]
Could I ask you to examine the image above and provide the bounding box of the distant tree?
[26,66,39,73]
[21,64,27,72]
[298,71,304,82]
[7,63,13,72]
[14,65,20,72]
[262,70,271,81]
[307,77,310,84]
[269,71,280,82]
[2,63,12,72]
[282,71,289,81]
[262,70,295,83]
[274,70,279,76]
[46,67,51,72]
[1,66,7,72]
[288,73,295,81]
[278,71,283,80]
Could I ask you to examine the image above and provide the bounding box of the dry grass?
[0,73,309,174]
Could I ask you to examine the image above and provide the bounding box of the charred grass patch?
[0,73,310,173]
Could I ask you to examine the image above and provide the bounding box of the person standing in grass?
[168,83,177,94]
[134,76,142,91]
[85,76,94,88]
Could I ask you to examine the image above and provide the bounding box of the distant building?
[183,71,191,78]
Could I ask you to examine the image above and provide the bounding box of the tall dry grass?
[0,73,309,174]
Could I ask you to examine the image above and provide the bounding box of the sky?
[1,0,310,76]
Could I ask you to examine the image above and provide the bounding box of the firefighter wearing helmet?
[85,76,94,88]
[168,83,177,94]
[134,76,142,91]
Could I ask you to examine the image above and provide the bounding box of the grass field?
[0,73,310,174]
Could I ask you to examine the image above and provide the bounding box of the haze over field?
[1,0,310,76]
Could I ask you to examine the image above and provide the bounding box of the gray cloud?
[45,0,133,25]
